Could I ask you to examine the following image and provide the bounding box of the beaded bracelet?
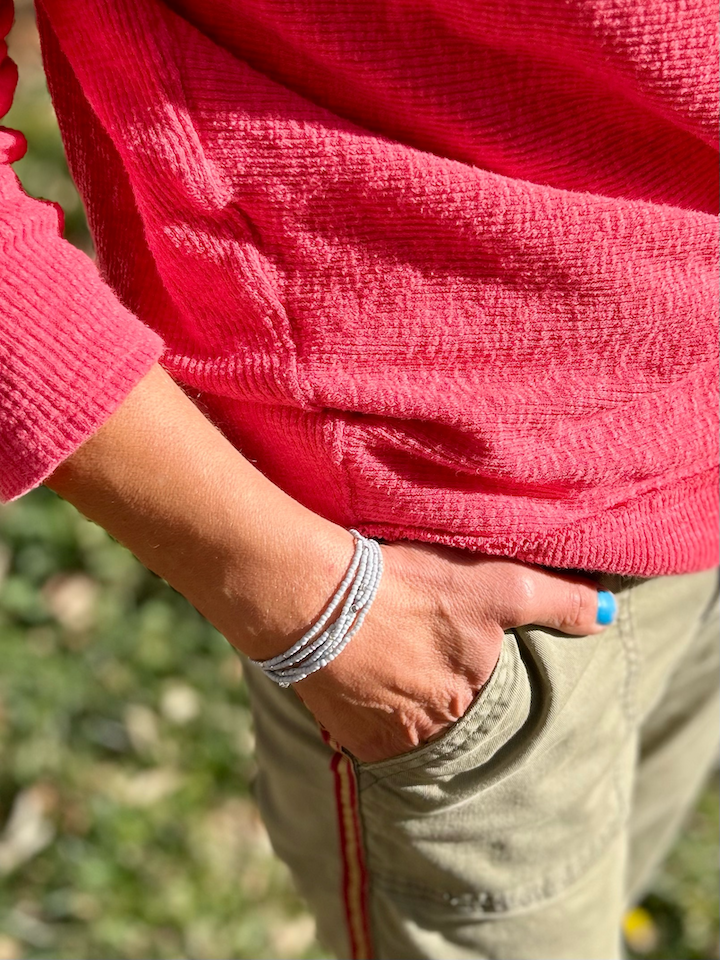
[249,530,383,687]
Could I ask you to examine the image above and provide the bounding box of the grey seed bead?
[249,531,383,686]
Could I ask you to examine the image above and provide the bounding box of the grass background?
[1,4,717,958]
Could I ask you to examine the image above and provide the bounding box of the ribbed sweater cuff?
[0,230,164,502]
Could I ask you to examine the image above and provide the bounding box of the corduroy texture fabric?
[1,0,718,575]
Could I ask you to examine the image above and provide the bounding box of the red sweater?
[0,0,717,576]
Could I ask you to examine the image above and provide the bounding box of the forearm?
[45,365,613,764]
[46,364,352,658]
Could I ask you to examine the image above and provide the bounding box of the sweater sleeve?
[0,0,163,502]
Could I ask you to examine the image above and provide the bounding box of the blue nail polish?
[596,590,617,626]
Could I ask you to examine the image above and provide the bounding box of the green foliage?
[0,491,325,960]
[629,787,720,960]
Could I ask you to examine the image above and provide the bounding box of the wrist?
[215,515,356,661]
[247,530,383,686]
[46,363,357,661]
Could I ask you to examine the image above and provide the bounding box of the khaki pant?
[244,568,719,960]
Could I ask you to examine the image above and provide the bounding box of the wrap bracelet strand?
[250,530,384,687]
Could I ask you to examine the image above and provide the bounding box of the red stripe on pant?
[324,733,375,960]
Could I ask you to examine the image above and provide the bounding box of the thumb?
[495,566,617,637]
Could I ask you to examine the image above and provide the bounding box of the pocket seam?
[357,637,514,786]
[369,771,626,915]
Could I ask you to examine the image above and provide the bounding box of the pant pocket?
[355,632,526,784]
[356,616,633,918]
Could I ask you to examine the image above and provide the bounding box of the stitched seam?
[619,586,640,725]
[370,777,625,915]
[357,640,513,787]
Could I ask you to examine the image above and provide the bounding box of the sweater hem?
[351,470,719,578]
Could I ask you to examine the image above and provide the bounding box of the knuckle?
[566,585,585,628]
[506,569,537,620]
[565,584,594,629]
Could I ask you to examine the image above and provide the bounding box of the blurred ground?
[1,3,718,959]
[0,491,326,960]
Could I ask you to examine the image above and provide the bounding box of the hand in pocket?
[295,542,615,763]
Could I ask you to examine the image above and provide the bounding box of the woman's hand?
[294,541,611,763]
[46,363,613,767]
